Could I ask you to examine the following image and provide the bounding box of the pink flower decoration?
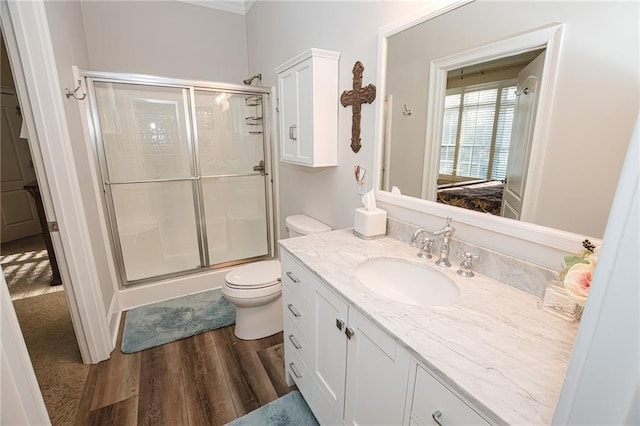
[563,263,593,306]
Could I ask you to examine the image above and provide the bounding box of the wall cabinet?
[275,49,340,167]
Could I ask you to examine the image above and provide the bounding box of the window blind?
[440,82,517,181]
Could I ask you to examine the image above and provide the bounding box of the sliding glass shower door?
[89,78,272,284]
[195,90,269,265]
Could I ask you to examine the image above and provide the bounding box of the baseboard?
[107,295,121,348]
[117,268,229,311]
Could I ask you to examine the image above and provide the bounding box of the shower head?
[243,73,262,85]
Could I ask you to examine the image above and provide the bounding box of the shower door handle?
[253,160,265,175]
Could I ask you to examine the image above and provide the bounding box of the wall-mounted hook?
[402,103,412,116]
[65,80,86,101]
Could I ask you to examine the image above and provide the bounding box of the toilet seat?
[225,260,281,290]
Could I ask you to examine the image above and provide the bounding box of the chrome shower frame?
[81,69,276,287]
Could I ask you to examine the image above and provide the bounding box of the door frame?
[1,0,112,364]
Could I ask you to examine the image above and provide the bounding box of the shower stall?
[83,71,275,285]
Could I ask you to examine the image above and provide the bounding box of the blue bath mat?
[226,391,319,426]
[121,288,235,353]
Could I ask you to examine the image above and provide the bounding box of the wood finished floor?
[76,315,296,426]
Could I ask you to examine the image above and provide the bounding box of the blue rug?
[227,391,318,426]
[121,288,235,353]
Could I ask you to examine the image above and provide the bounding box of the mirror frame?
[372,0,601,252]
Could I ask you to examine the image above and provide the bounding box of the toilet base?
[233,295,283,340]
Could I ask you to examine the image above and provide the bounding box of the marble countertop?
[279,229,579,425]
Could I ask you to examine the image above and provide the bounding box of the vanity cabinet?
[275,49,340,167]
[281,250,411,426]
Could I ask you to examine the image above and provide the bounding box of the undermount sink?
[355,258,460,307]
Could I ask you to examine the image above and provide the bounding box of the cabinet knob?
[336,319,345,331]
[345,327,355,340]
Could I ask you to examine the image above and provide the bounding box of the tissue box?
[353,208,387,239]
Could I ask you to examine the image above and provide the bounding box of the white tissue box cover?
[354,208,387,237]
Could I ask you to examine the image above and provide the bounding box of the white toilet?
[222,214,331,340]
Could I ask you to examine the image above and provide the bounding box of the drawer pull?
[287,304,301,317]
[432,410,446,426]
[286,271,300,283]
[288,334,302,349]
[289,362,303,379]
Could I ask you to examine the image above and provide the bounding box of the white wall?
[81,1,249,83]
[384,0,638,238]
[553,118,639,425]
[246,1,425,236]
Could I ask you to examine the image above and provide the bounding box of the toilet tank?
[285,214,332,238]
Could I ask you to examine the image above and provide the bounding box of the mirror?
[379,0,638,238]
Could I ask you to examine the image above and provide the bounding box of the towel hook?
[515,76,536,97]
[65,80,86,101]
[402,103,412,116]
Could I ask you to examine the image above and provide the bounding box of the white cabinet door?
[308,274,349,425]
[344,308,411,426]
[278,68,299,163]
[295,60,314,164]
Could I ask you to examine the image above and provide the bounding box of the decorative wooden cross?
[340,61,376,153]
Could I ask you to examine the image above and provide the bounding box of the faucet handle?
[417,237,434,259]
[457,251,479,262]
[456,251,479,277]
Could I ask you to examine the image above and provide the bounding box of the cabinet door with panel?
[308,274,349,425]
[344,308,411,426]
[278,68,300,163]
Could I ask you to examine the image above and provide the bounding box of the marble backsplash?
[387,217,558,297]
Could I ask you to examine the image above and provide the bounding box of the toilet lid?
[225,260,282,289]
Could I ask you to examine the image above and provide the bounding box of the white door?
[344,308,411,426]
[0,92,41,243]
[308,274,348,425]
[501,51,545,220]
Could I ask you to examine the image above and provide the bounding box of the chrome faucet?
[410,229,434,259]
[433,217,455,268]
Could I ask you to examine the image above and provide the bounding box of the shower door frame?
[81,70,276,287]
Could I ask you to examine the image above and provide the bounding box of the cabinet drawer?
[283,287,307,332]
[412,366,490,426]
[281,251,308,301]
[283,316,307,365]
[285,339,309,398]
